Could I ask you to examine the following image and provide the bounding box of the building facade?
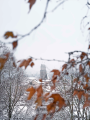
[40,64,47,80]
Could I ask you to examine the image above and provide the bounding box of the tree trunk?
[8,85,12,120]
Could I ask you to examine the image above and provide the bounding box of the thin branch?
[51,0,68,12]
[5,0,50,44]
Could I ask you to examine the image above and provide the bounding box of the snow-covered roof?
[28,77,37,80]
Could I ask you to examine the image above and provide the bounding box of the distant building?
[40,64,47,80]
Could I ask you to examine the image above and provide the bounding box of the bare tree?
[0,49,28,120]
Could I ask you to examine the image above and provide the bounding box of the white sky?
[0,0,90,75]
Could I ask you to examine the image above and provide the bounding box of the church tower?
[40,64,47,80]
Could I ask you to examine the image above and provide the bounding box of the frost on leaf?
[87,61,90,67]
[80,52,87,60]
[4,31,17,39]
[43,92,50,101]
[70,59,75,67]
[79,64,83,73]
[0,53,10,69]
[84,74,90,82]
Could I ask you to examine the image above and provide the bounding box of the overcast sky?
[0,0,89,75]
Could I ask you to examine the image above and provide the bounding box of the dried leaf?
[4,31,17,39]
[28,0,36,10]
[87,61,90,67]
[70,59,75,66]
[12,41,18,49]
[5,52,10,59]
[50,93,65,104]
[25,58,32,69]
[83,101,90,108]
[80,52,87,60]
[84,73,88,78]
[43,92,50,98]
[39,79,42,82]
[0,54,9,69]
[73,78,78,83]
[84,93,89,101]
[13,62,16,67]
[34,114,38,120]
[37,85,43,98]
[79,64,83,73]
[73,89,84,100]
[83,84,88,89]
[26,86,36,100]
[19,59,27,68]
[84,74,90,82]
[58,99,66,111]
[83,84,90,91]
[88,44,90,49]
[43,92,50,101]
[35,97,42,109]
[42,114,46,120]
[51,85,55,91]
[78,90,85,100]
[0,63,4,69]
[48,94,65,112]
[52,76,57,85]
[47,102,56,113]
[30,62,34,67]
[27,58,32,63]
[73,89,78,96]
[78,81,81,85]
[17,60,21,63]
[62,64,67,71]
[51,69,60,76]
[65,72,69,75]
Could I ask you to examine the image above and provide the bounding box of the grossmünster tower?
[40,64,47,80]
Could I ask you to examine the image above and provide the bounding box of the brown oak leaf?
[37,85,43,98]
[26,86,36,100]
[12,41,18,49]
[62,64,67,71]
[30,62,34,67]
[28,0,36,10]
[80,52,87,60]
[79,64,83,73]
[4,31,17,39]
[35,97,42,109]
